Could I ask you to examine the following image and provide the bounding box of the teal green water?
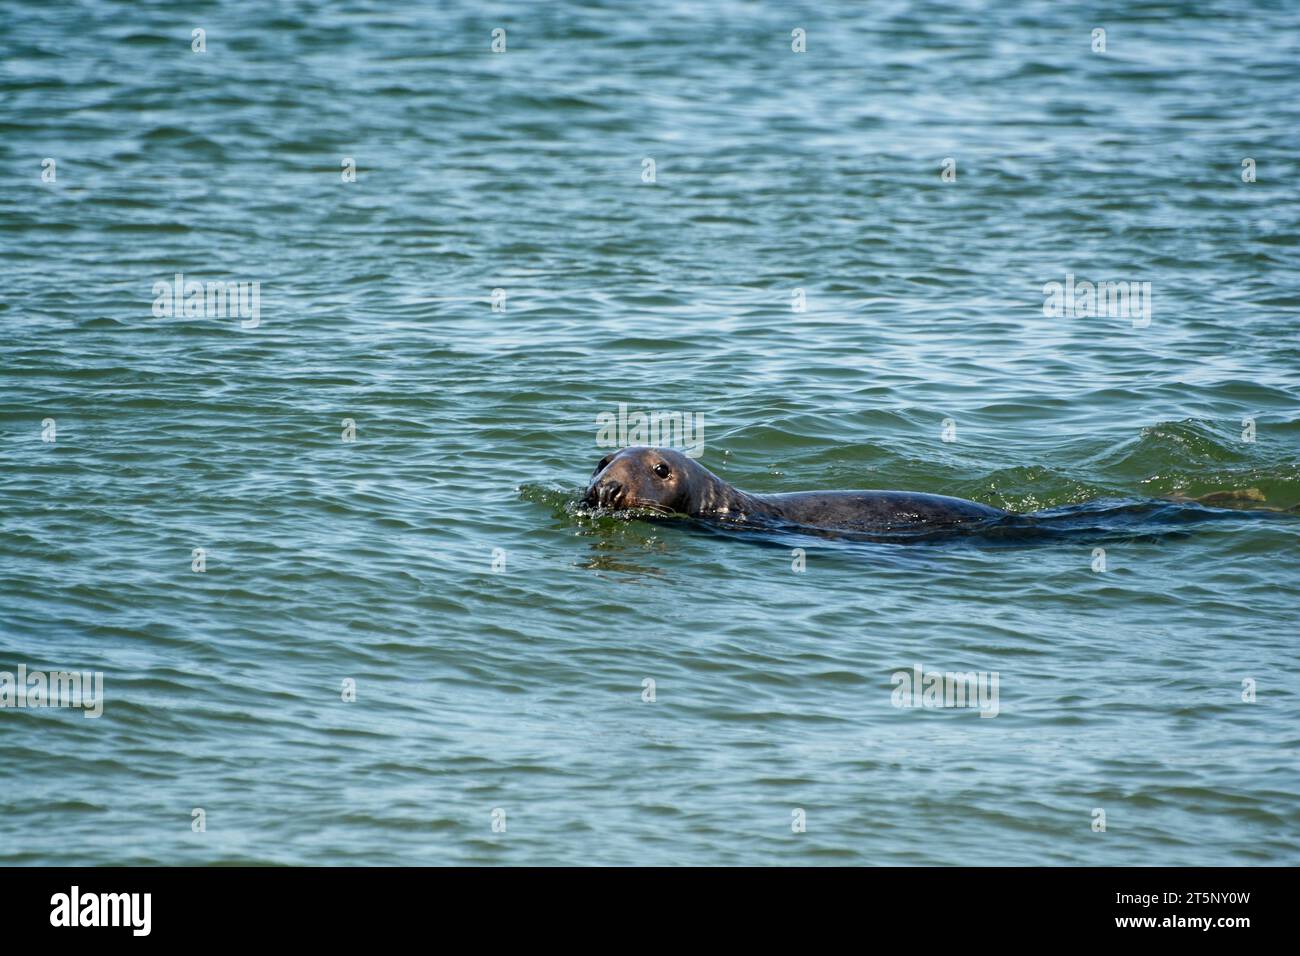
[2,0,1299,865]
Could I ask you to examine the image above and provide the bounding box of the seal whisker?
[625,498,675,515]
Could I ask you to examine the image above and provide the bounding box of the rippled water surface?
[2,0,1299,865]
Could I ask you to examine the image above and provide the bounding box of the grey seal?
[583,446,1007,533]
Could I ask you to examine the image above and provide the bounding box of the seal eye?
[653,463,672,480]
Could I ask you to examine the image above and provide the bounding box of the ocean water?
[2,0,1299,866]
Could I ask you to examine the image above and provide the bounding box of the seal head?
[583,446,731,515]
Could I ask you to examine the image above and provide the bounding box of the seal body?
[583,446,1009,534]
[739,489,1008,532]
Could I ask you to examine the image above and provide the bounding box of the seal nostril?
[602,480,623,507]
